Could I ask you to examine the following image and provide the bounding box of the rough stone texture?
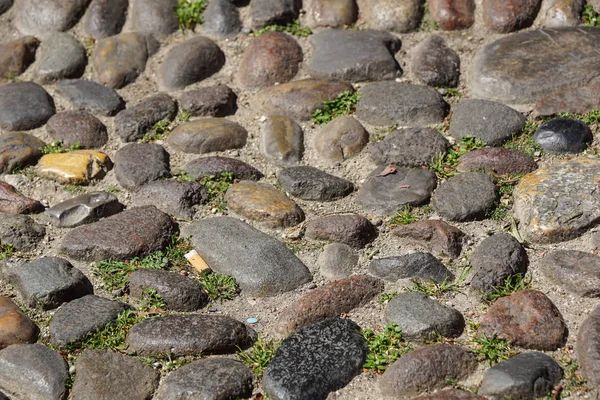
[154,358,253,400]
[413,389,487,400]
[84,0,128,39]
[479,352,563,400]
[181,217,312,297]
[130,0,178,38]
[115,143,171,189]
[305,213,377,248]
[60,205,177,261]
[379,344,477,397]
[31,32,86,83]
[0,82,55,131]
[370,127,449,167]
[0,214,45,251]
[314,116,369,163]
[535,79,600,116]
[457,148,538,175]
[429,0,475,30]
[15,0,90,35]
[384,292,465,340]
[513,157,600,244]
[0,133,45,174]
[304,0,358,28]
[202,0,242,39]
[55,79,125,116]
[159,36,226,90]
[261,114,304,165]
[47,191,123,227]
[115,93,177,142]
[278,166,354,201]
[412,36,460,87]
[253,78,354,121]
[578,305,600,389]
[168,118,248,154]
[318,243,358,280]
[539,250,600,297]
[264,318,368,400]
[308,29,401,82]
[356,81,448,126]
[0,297,38,349]
[483,0,542,33]
[393,220,464,259]
[37,150,112,185]
[369,252,453,283]
[471,233,529,295]
[225,181,305,228]
[357,0,424,32]
[126,314,256,356]
[131,180,206,219]
[46,111,108,149]
[71,349,160,400]
[432,172,498,222]
[357,165,437,215]
[470,27,600,103]
[0,344,68,400]
[238,32,302,88]
[534,118,593,154]
[480,290,568,351]
[0,181,43,214]
[179,84,237,117]
[184,156,263,181]
[49,295,128,346]
[276,275,384,335]
[250,0,300,28]
[0,36,39,83]
[128,269,208,312]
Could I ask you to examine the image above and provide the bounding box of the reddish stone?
[0,36,39,83]
[535,80,600,116]
[305,213,377,248]
[457,148,538,175]
[393,220,464,258]
[429,0,475,30]
[0,181,43,214]
[0,296,39,349]
[483,0,542,33]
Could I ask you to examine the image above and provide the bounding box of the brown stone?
[535,80,600,116]
[275,275,384,336]
[167,118,248,154]
[393,220,464,258]
[0,36,39,82]
[457,148,538,175]
[260,115,304,165]
[238,32,302,89]
[304,0,358,28]
[305,213,377,248]
[0,181,43,214]
[0,132,45,174]
[429,0,475,30]
[483,0,543,33]
[357,0,424,33]
[225,181,305,228]
[577,305,600,389]
[37,150,112,185]
[0,296,39,349]
[45,110,108,149]
[314,116,369,163]
[479,290,568,351]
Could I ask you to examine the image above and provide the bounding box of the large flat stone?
[578,305,600,389]
[539,250,600,297]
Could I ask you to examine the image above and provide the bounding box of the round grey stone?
[115,93,177,142]
[183,156,263,181]
[115,143,171,190]
[0,214,45,251]
[131,180,206,219]
[31,32,86,83]
[277,166,354,201]
[46,111,108,149]
[179,84,237,117]
[369,252,453,283]
[130,0,178,38]
[318,242,358,280]
[84,0,128,39]
[412,35,461,87]
[314,116,369,163]
[432,172,497,222]
[202,0,242,38]
[250,0,300,28]
[55,79,125,116]
[539,250,600,297]
[0,82,55,131]
[369,127,450,167]
[15,0,89,35]
[260,114,304,165]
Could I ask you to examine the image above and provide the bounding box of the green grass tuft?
[428,136,487,181]
[237,335,280,377]
[176,0,207,31]
[252,19,312,37]
[485,273,532,302]
[0,243,14,260]
[403,266,471,298]
[471,333,519,366]
[197,272,239,301]
[65,309,142,351]
[312,91,361,125]
[39,140,81,155]
[362,324,412,373]
[200,172,235,212]
[389,204,432,226]
[583,3,600,27]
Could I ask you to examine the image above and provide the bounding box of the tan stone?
[0,296,39,348]
[37,150,112,184]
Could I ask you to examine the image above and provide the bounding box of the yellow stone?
[37,150,112,184]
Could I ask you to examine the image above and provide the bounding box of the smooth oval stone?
[130,0,178,38]
[304,0,358,28]
[457,147,537,175]
[411,35,460,88]
[0,297,38,349]
[238,32,302,89]
[183,156,263,181]
[159,36,225,90]
[225,181,305,228]
[179,84,237,117]
[55,79,125,116]
[0,132,45,174]
[31,32,86,83]
[15,0,90,35]
[46,111,108,149]
[0,36,39,82]
[0,181,43,214]
[318,242,358,280]
[37,150,112,185]
[534,118,593,154]
[544,0,583,27]
[432,172,498,222]
[250,0,300,28]
[168,118,247,154]
[115,93,177,142]
[84,0,128,39]
[483,0,542,33]
[131,180,206,220]
[261,115,303,165]
[305,213,377,248]
[314,116,369,163]
[278,166,354,201]
[369,252,453,283]
[0,214,45,251]
[0,82,55,131]
[46,191,123,227]
[370,127,450,167]
[539,250,600,297]
[201,0,242,39]
[429,0,475,30]
[115,143,171,190]
[357,0,424,32]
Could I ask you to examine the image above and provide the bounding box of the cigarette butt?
[185,250,211,274]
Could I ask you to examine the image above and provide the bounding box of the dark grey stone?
[412,35,460,87]
[159,36,226,90]
[1,257,93,310]
[471,232,529,295]
[370,127,450,167]
[49,295,128,346]
[179,84,237,117]
[131,0,178,38]
[71,349,160,400]
[305,213,377,248]
[432,172,498,222]
[128,269,208,312]
[60,206,177,262]
[308,29,401,82]
[534,118,593,154]
[115,93,177,142]
[131,180,206,219]
[202,0,242,38]
[154,358,253,400]
[46,191,123,227]
[0,214,45,251]
[539,250,600,297]
[115,143,171,190]
[55,79,125,116]
[181,216,312,297]
[183,156,263,181]
[384,292,465,340]
[369,252,453,283]
[479,352,563,400]
[46,111,108,149]
[0,82,55,131]
[31,32,86,83]
[449,99,527,146]
[277,166,354,201]
[318,242,358,280]
[357,81,449,127]
[263,318,368,400]
[251,0,300,28]
[84,0,128,39]
[0,344,68,400]
[261,115,304,165]
[578,304,600,389]
[0,0,11,15]
[356,165,437,215]
[15,0,89,35]
[126,314,256,356]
